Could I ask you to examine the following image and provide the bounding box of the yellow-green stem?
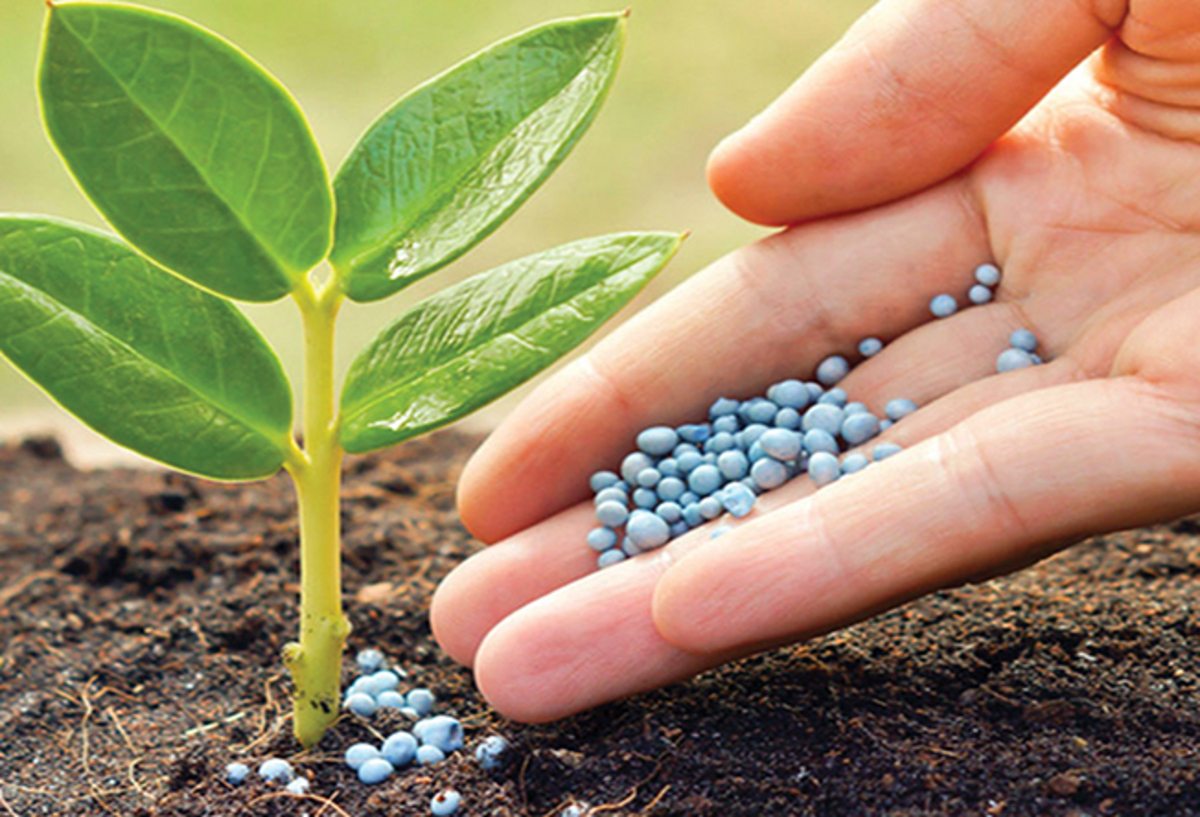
[284,276,349,748]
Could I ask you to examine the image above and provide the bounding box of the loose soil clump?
[1,432,1199,816]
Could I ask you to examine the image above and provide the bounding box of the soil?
[2,431,1200,817]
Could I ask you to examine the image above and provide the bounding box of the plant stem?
[284,275,348,748]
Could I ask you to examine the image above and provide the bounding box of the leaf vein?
[346,240,657,423]
[0,266,287,454]
[56,17,294,279]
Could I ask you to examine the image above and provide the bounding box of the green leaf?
[0,216,294,480]
[340,231,683,454]
[39,2,333,303]
[330,13,627,303]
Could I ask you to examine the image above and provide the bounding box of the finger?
[469,546,747,723]
[430,503,596,667]
[1094,2,1200,140]
[652,375,1200,655]
[708,0,1120,226]
[835,289,1085,414]
[458,180,987,544]
[838,301,1044,413]
[712,357,1084,523]
[874,357,1081,447]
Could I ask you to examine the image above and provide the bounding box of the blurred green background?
[0,0,871,463]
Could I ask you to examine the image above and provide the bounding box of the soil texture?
[2,432,1199,816]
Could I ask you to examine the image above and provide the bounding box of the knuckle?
[936,425,1034,542]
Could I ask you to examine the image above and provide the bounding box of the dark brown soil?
[2,432,1200,816]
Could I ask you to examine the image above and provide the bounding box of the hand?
[431,0,1200,722]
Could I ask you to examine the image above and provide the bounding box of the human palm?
[431,0,1200,721]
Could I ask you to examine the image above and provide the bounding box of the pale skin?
[430,0,1200,722]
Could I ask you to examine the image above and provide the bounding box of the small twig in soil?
[588,757,667,815]
[639,784,672,813]
[185,617,210,651]
[182,710,247,738]
[0,570,59,608]
[538,802,583,817]
[36,635,69,663]
[0,782,142,813]
[313,789,350,817]
[585,787,640,815]
[0,787,20,817]
[125,758,154,805]
[979,684,1022,708]
[923,745,965,759]
[0,781,58,797]
[104,705,155,802]
[852,718,899,754]
[93,683,139,704]
[518,753,532,814]
[396,554,435,598]
[240,673,290,754]
[70,681,124,816]
[242,790,352,817]
[0,632,29,675]
[78,683,97,791]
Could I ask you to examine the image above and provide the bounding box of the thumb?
[709,0,1121,226]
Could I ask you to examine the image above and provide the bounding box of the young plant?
[1,1,682,747]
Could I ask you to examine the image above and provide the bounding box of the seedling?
[1,1,682,746]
